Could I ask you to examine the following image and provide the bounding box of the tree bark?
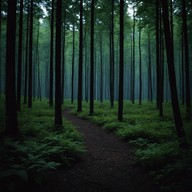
[5,0,19,136]
[110,0,114,108]
[0,0,2,93]
[100,35,103,103]
[17,0,24,111]
[161,0,187,147]
[71,23,75,104]
[24,0,30,104]
[77,0,83,112]
[49,0,54,106]
[138,21,142,105]
[118,0,124,121]
[90,0,95,115]
[28,0,33,108]
[55,0,63,127]
[182,0,191,116]
[131,8,135,104]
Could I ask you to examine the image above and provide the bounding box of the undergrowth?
[0,98,85,192]
[65,100,192,192]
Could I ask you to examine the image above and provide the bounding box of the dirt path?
[34,109,160,192]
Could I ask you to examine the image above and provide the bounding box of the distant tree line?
[0,0,191,146]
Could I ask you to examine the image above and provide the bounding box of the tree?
[138,19,142,105]
[77,0,83,112]
[90,0,95,115]
[131,6,135,104]
[24,0,30,104]
[5,0,19,136]
[0,0,2,93]
[161,0,187,147]
[49,0,54,107]
[182,0,191,117]
[28,0,33,108]
[118,0,124,121]
[71,23,75,104]
[147,32,153,102]
[110,0,114,108]
[17,0,24,111]
[55,0,63,127]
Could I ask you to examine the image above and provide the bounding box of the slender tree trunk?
[61,20,66,104]
[24,1,30,104]
[0,0,2,93]
[138,21,142,105]
[71,24,75,104]
[36,20,41,100]
[181,31,185,105]
[118,0,124,121]
[90,0,95,115]
[17,0,24,111]
[49,0,54,106]
[110,0,114,108]
[159,17,164,116]
[182,0,191,117]
[5,0,19,136]
[132,8,135,104]
[85,45,88,102]
[28,0,33,108]
[161,0,187,147]
[100,35,103,103]
[158,10,164,116]
[77,0,83,112]
[156,0,160,109]
[148,33,153,102]
[55,0,63,127]
[130,33,133,101]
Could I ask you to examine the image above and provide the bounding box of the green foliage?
[66,100,192,191]
[0,99,85,192]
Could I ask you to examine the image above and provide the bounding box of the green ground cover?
[66,100,192,192]
[0,98,85,192]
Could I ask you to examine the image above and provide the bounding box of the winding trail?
[35,109,160,192]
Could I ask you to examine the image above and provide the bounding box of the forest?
[0,0,192,191]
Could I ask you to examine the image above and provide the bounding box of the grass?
[0,98,85,192]
[65,99,192,192]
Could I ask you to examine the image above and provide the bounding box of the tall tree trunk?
[71,24,75,104]
[36,20,41,100]
[132,8,135,104]
[17,0,23,111]
[0,0,2,93]
[55,0,63,127]
[28,0,33,108]
[138,21,142,105]
[118,0,124,121]
[24,0,30,104]
[100,35,103,103]
[61,19,66,104]
[85,45,88,102]
[90,0,95,115]
[148,33,153,102]
[161,0,187,147]
[156,0,160,109]
[77,0,83,112]
[181,31,185,105]
[159,14,164,116]
[110,0,114,108]
[49,0,54,106]
[182,0,191,117]
[5,0,19,136]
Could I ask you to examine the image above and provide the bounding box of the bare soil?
[30,108,161,192]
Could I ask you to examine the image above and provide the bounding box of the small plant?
[0,99,85,192]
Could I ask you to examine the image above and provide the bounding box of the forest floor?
[31,108,161,192]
